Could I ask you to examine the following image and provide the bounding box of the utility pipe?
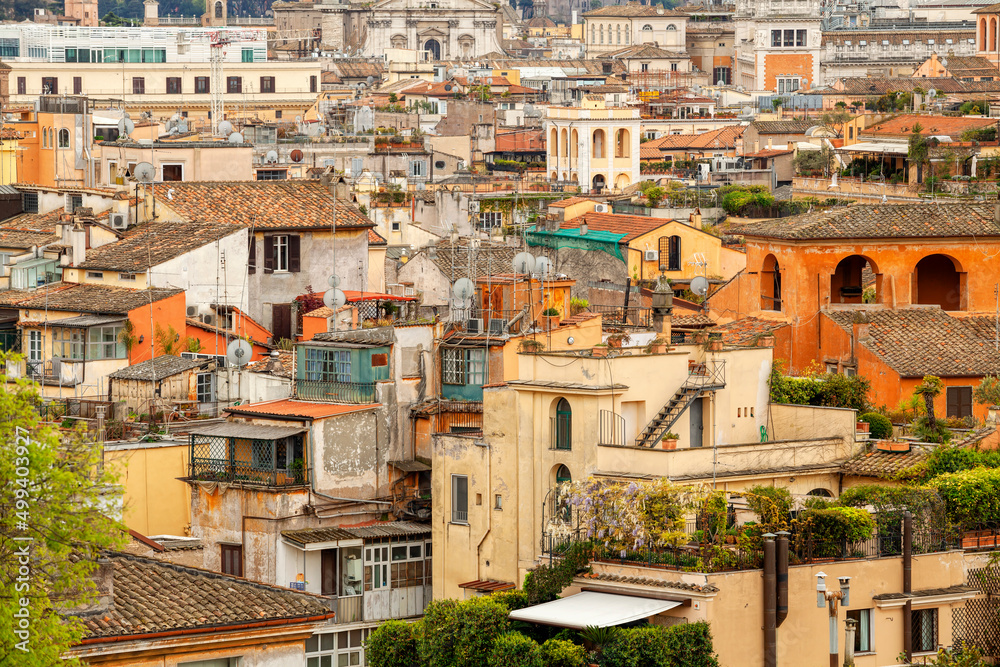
[776,531,789,628]
[903,511,913,661]
[763,533,777,667]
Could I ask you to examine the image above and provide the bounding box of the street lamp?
[816,573,851,667]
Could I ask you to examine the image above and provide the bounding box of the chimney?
[143,0,159,26]
[688,207,702,228]
[651,272,673,340]
[70,221,86,266]
[852,318,870,345]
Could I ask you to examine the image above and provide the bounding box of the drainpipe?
[776,531,789,628]
[902,510,913,661]
[763,533,777,667]
[475,439,492,581]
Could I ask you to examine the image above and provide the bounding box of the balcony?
[430,400,484,436]
[187,423,308,488]
[587,304,652,329]
[295,380,378,404]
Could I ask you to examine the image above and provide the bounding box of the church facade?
[365,0,503,59]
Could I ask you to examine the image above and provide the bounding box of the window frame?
[87,325,126,360]
[58,128,71,149]
[195,77,210,94]
[260,76,275,93]
[220,544,243,577]
[166,77,182,95]
[132,77,145,95]
[846,608,872,653]
[196,372,216,403]
[273,234,289,272]
[911,608,938,654]
[52,328,85,360]
[451,474,469,523]
[227,76,243,94]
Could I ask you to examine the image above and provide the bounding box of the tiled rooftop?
[423,241,518,282]
[77,552,334,640]
[0,228,59,249]
[225,399,378,420]
[863,114,996,137]
[840,445,928,479]
[78,221,245,272]
[735,203,1000,240]
[750,119,815,135]
[556,212,676,244]
[824,308,1000,377]
[159,181,372,231]
[108,355,208,381]
[712,317,789,345]
[7,283,182,315]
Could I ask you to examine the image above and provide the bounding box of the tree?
[590,0,602,8]
[644,186,665,207]
[0,353,126,665]
[974,374,1000,408]
[914,375,944,431]
[388,93,398,104]
[819,110,851,138]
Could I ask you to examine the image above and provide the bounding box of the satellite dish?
[717,79,725,86]
[801,79,809,89]
[265,150,278,163]
[928,89,937,98]
[226,338,253,367]
[117,117,135,136]
[327,274,341,288]
[217,120,233,136]
[366,75,374,86]
[534,256,552,276]
[228,132,244,144]
[512,252,536,274]
[295,115,303,123]
[290,149,304,162]
[690,276,709,297]
[452,277,475,300]
[523,103,535,115]
[323,288,347,309]
[133,162,155,183]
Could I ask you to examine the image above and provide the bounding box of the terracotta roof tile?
[8,283,182,315]
[864,114,996,137]
[245,350,293,378]
[79,221,244,272]
[0,228,59,249]
[840,445,929,479]
[77,552,334,639]
[750,119,815,135]
[712,317,788,344]
[824,308,1000,377]
[108,355,209,381]
[549,196,600,208]
[225,399,378,419]
[368,228,387,246]
[160,181,372,231]
[735,202,1000,240]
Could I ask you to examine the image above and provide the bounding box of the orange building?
[186,307,273,362]
[709,202,1000,419]
[974,3,1000,68]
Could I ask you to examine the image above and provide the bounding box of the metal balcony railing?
[587,304,652,328]
[685,359,726,389]
[598,409,626,446]
[295,380,377,404]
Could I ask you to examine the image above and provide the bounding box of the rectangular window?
[52,329,85,360]
[304,348,352,382]
[167,77,182,94]
[478,211,503,229]
[73,77,82,95]
[0,38,19,58]
[771,30,782,47]
[466,348,486,385]
[221,544,243,577]
[452,474,468,523]
[195,77,210,94]
[670,62,678,71]
[86,271,103,280]
[42,77,58,94]
[118,273,136,281]
[227,76,242,94]
[68,194,82,212]
[305,629,371,667]
[17,77,26,95]
[366,545,389,590]
[256,169,287,180]
[273,234,289,271]
[260,76,275,93]
[911,608,937,654]
[28,330,42,362]
[946,386,973,419]
[783,30,794,47]
[410,160,426,177]
[196,372,215,403]
[846,609,871,653]
[442,348,487,386]
[351,157,364,176]
[88,325,125,360]
[162,164,183,181]
[242,48,254,63]
[310,75,318,93]
[23,192,38,213]
[641,62,650,72]
[796,29,806,47]
[275,110,282,119]
[132,77,145,95]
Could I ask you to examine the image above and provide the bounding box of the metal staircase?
[634,360,727,448]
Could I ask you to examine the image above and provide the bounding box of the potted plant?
[974,374,1000,424]
[540,306,561,329]
[592,343,609,357]
[707,337,724,352]
[646,336,668,354]
[661,431,679,449]
[606,331,631,349]
[519,338,545,354]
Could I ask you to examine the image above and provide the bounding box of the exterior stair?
[635,386,705,448]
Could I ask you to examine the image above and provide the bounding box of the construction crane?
[203,29,269,135]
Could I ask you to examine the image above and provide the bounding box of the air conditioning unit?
[488,318,507,335]
[644,249,658,262]
[466,318,483,334]
[186,305,199,317]
[201,313,216,325]
[110,212,128,230]
[594,203,609,213]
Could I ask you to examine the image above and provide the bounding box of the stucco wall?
[105,439,192,536]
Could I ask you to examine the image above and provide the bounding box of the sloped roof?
[936,55,1000,75]
[78,221,244,272]
[712,317,789,345]
[0,228,59,249]
[225,399,378,419]
[863,114,996,137]
[840,446,929,479]
[11,284,182,315]
[735,203,1000,240]
[527,16,557,27]
[603,44,688,59]
[556,212,676,244]
[584,2,686,16]
[158,181,372,231]
[108,355,208,381]
[750,119,815,135]
[824,308,1000,377]
[368,228,388,246]
[77,552,334,640]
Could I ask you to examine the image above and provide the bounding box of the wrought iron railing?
[433,401,484,436]
[598,409,626,446]
[295,380,377,404]
[586,305,652,328]
[684,359,726,388]
[190,436,308,487]
[550,415,572,450]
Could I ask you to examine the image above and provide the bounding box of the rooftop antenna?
[226,338,252,367]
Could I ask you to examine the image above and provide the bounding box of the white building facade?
[364,0,503,60]
[545,101,641,192]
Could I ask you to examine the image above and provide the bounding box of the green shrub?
[488,633,543,667]
[860,412,893,439]
[523,542,590,604]
[603,623,720,667]
[921,446,1000,480]
[366,620,419,667]
[492,588,530,611]
[801,506,876,556]
[928,467,1000,528]
[540,638,587,667]
[746,485,793,531]
[418,597,510,667]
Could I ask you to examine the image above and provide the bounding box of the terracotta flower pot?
[650,343,668,354]
[593,346,608,357]
[661,438,678,450]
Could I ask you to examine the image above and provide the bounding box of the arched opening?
[831,255,880,305]
[808,488,834,498]
[625,25,630,44]
[590,24,595,44]
[992,18,997,52]
[424,39,441,60]
[666,24,677,31]
[761,254,782,311]
[599,24,604,44]
[391,34,407,49]
[556,464,572,484]
[215,0,223,18]
[914,254,962,311]
[42,127,47,149]
[981,18,988,51]
[616,25,621,45]
[554,398,572,450]
[614,173,631,189]
[560,128,569,157]
[592,129,605,159]
[58,128,70,148]
[551,170,558,180]
[570,128,579,163]
[614,128,630,158]
[550,128,558,161]
[592,174,606,191]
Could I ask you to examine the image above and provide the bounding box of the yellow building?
[0,129,18,185]
[545,101,640,191]
[105,438,192,536]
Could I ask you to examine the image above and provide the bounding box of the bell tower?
[64,0,99,26]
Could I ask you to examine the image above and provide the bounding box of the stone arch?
[666,23,677,30]
[592,128,606,159]
[458,35,474,58]
[391,34,407,49]
[914,254,963,311]
[831,255,880,305]
[761,253,782,311]
[981,18,988,51]
[592,173,606,191]
[550,127,558,161]
[614,128,630,158]
[614,172,631,189]
[560,127,569,157]
[551,170,558,180]
[570,128,579,163]
[808,488,834,498]
[424,38,441,60]
[214,0,223,18]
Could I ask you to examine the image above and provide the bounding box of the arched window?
[808,488,834,498]
[570,128,579,163]
[560,128,569,157]
[592,129,605,158]
[981,18,988,51]
[614,128,630,158]
[668,235,681,271]
[642,24,653,31]
[556,464,572,484]
[666,24,677,31]
[58,128,70,148]
[41,128,47,149]
[761,254,782,311]
[600,24,604,44]
[616,25,621,45]
[550,127,558,161]
[992,17,998,52]
[215,0,223,18]
[625,25,630,44]
[554,398,572,450]
[590,24,595,44]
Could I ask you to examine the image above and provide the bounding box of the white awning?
[508,591,683,629]
[834,141,908,155]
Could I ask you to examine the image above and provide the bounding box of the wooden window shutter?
[959,387,973,418]
[288,234,301,273]
[946,387,959,418]
[248,236,256,274]
[263,235,274,273]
